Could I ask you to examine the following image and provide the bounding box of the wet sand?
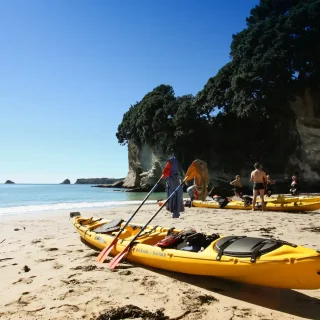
[0,204,319,319]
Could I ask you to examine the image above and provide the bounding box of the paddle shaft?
[97,174,164,262]
[109,176,188,268]
[113,174,164,239]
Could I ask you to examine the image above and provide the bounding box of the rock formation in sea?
[5,180,15,184]
[91,180,124,188]
[60,179,71,184]
[75,178,125,184]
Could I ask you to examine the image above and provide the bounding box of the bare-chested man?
[250,162,267,211]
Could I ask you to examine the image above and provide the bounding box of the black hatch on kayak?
[214,236,297,262]
[93,219,124,233]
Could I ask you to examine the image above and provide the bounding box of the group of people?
[230,162,300,211]
[164,156,301,217]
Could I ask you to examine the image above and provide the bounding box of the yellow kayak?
[71,213,320,289]
[258,195,320,203]
[192,199,320,212]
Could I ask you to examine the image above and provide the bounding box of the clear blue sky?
[0,0,258,184]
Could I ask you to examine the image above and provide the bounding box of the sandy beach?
[0,204,319,320]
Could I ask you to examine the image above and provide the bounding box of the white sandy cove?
[0,204,320,320]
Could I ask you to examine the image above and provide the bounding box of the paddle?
[96,161,171,263]
[107,161,199,270]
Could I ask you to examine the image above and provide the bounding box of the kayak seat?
[214,236,297,263]
[93,219,124,234]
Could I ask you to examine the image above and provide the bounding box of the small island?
[5,180,15,184]
[60,179,71,184]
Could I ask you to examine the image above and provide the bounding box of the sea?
[0,184,171,216]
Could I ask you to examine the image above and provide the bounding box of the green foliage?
[116,0,319,173]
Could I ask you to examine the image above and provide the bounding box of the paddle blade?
[107,243,131,270]
[96,238,118,263]
[162,161,171,178]
[185,161,199,181]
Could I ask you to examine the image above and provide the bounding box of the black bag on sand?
[218,197,229,208]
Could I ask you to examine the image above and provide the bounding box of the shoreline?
[2,191,320,217]
[0,200,161,217]
[0,204,319,319]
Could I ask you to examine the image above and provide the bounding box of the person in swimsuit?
[230,175,243,197]
[250,162,267,211]
[266,175,276,197]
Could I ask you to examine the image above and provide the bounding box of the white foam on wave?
[0,200,158,215]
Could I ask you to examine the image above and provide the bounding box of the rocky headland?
[75,178,125,185]
[60,179,71,184]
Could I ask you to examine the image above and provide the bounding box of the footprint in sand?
[50,304,80,312]
[12,276,36,285]
[57,289,75,301]
[84,252,98,258]
[67,273,80,279]
[0,257,13,262]
[31,239,42,244]
[37,258,55,263]
[228,306,252,318]
[181,289,217,308]
[119,270,132,276]
[53,262,63,269]
[5,293,36,307]
[71,265,99,272]
[60,279,81,285]
[45,248,58,252]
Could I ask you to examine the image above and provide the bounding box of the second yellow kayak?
[192,199,320,212]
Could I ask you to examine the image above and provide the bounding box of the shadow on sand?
[138,265,320,320]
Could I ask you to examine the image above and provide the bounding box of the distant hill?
[75,178,125,184]
[5,180,15,184]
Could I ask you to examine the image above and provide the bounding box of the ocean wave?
[0,200,158,215]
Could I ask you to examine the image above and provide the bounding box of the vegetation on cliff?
[117,0,320,172]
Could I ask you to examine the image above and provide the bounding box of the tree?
[117,0,320,174]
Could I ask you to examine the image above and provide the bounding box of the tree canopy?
[116,0,320,173]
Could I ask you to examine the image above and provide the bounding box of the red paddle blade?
[99,240,117,262]
[96,238,118,263]
[162,161,171,178]
[107,243,131,270]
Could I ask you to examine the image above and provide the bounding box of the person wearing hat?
[250,162,267,211]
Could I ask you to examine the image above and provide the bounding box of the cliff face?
[288,88,320,185]
[123,89,320,192]
[123,142,173,191]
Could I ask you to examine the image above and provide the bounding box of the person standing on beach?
[266,175,276,196]
[230,175,243,197]
[250,163,267,211]
[165,156,184,218]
